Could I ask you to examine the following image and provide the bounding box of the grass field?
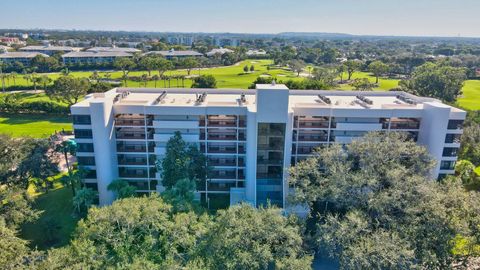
[22,179,80,250]
[2,59,300,89]
[458,80,480,110]
[0,113,71,138]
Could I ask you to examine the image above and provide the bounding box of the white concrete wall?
[89,98,117,205]
[418,102,451,178]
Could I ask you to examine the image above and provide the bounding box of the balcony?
[116,119,146,126]
[154,133,198,142]
[256,173,283,179]
[334,122,382,131]
[297,135,328,142]
[389,119,420,130]
[207,146,237,154]
[117,156,154,166]
[210,170,236,179]
[207,120,237,127]
[207,181,236,192]
[208,158,237,166]
[117,144,154,153]
[298,121,329,128]
[257,159,283,165]
[153,120,198,129]
[118,168,152,178]
[207,133,237,141]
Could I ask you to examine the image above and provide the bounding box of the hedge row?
[0,100,69,114]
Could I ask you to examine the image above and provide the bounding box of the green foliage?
[243,65,249,73]
[162,178,199,213]
[107,179,136,199]
[0,217,34,269]
[368,60,389,83]
[0,93,69,114]
[181,57,199,75]
[0,187,39,230]
[399,62,467,102]
[195,204,312,270]
[191,74,217,88]
[158,131,209,189]
[40,197,311,269]
[455,159,479,185]
[46,76,90,106]
[351,78,375,91]
[40,195,210,269]
[344,59,362,80]
[459,123,480,166]
[288,59,306,76]
[289,132,480,268]
[72,187,97,214]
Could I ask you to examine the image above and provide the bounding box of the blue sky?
[2,0,479,37]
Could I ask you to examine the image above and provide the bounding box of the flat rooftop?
[0,51,49,58]
[72,85,456,112]
[19,45,81,52]
[62,51,133,58]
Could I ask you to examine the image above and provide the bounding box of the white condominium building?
[71,84,466,207]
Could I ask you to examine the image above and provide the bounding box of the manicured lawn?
[457,80,480,110]
[2,59,300,90]
[337,71,400,91]
[22,180,80,250]
[0,113,71,138]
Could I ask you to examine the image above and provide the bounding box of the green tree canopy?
[46,76,90,106]
[289,132,480,268]
[399,62,467,102]
[191,74,217,88]
[195,204,312,270]
[368,60,389,83]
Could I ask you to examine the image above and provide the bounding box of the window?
[77,156,96,166]
[84,170,97,179]
[77,143,94,152]
[447,120,464,130]
[445,134,462,144]
[442,147,459,157]
[85,183,98,190]
[440,160,455,170]
[73,115,91,125]
[74,129,93,139]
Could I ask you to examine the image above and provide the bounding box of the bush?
[0,94,69,114]
[191,75,217,88]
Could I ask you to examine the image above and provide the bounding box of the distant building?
[246,49,267,56]
[0,36,25,46]
[62,51,133,65]
[214,37,239,47]
[166,35,194,46]
[0,45,13,52]
[206,48,234,57]
[19,45,82,56]
[144,49,203,59]
[0,51,49,65]
[58,39,92,47]
[86,46,141,54]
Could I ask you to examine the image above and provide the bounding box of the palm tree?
[11,72,17,87]
[55,140,77,196]
[61,68,70,76]
[141,73,148,87]
[39,75,52,90]
[30,73,40,92]
[0,61,5,92]
[152,74,159,88]
[89,71,100,84]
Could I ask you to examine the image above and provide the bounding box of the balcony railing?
[389,121,420,130]
[207,121,237,127]
[209,159,237,166]
[297,135,328,142]
[256,173,283,179]
[210,172,236,179]
[298,121,329,128]
[207,134,237,140]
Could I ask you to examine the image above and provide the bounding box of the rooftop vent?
[112,91,130,103]
[195,92,207,104]
[152,91,167,105]
[396,95,417,105]
[240,93,247,103]
[317,94,331,104]
[356,95,373,105]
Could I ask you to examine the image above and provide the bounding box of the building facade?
[19,45,82,55]
[0,51,49,65]
[62,51,133,65]
[71,84,466,207]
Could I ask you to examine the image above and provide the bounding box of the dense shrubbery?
[0,94,69,114]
